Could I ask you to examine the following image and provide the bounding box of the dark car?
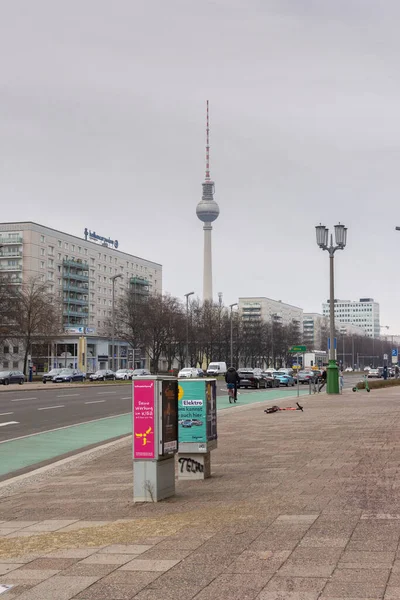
[132,369,152,377]
[261,371,280,388]
[43,368,64,383]
[53,368,86,383]
[237,368,266,389]
[0,370,26,385]
[89,369,116,381]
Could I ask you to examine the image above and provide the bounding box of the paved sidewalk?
[1,388,400,598]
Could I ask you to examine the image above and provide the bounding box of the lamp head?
[335,223,347,248]
[315,224,328,248]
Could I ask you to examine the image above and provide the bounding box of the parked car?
[0,370,26,385]
[237,368,266,389]
[345,367,354,372]
[261,371,280,388]
[115,369,132,380]
[181,419,193,428]
[367,369,381,378]
[53,368,86,383]
[297,370,317,384]
[89,369,116,381]
[278,368,294,377]
[178,367,199,378]
[274,372,295,387]
[132,369,152,377]
[42,368,64,383]
[206,362,227,376]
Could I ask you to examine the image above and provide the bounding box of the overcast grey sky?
[1,1,400,332]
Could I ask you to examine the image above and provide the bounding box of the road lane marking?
[37,405,65,411]
[97,392,117,395]
[56,394,80,398]
[85,400,106,404]
[121,397,131,400]
[10,398,37,402]
[0,411,132,444]
[0,412,14,416]
[0,421,19,427]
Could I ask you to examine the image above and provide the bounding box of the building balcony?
[0,264,22,271]
[2,276,22,284]
[63,259,88,269]
[63,284,89,293]
[63,309,89,317]
[0,236,23,245]
[63,271,89,282]
[63,297,88,306]
[0,250,22,258]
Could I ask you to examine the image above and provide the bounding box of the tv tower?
[196,101,220,302]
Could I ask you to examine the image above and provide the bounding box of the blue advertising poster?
[178,380,207,443]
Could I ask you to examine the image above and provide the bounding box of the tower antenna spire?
[205,100,210,181]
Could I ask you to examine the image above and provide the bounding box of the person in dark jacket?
[225,366,240,401]
[319,368,327,392]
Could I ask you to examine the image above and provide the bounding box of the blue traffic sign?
[392,349,398,357]
[328,337,337,350]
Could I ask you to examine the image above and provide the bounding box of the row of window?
[3,346,19,354]
[2,361,19,369]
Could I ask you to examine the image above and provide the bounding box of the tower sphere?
[196,198,220,223]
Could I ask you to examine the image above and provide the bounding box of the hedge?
[356,378,400,390]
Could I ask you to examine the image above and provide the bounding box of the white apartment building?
[303,312,367,351]
[322,298,380,339]
[239,297,303,329]
[0,222,162,372]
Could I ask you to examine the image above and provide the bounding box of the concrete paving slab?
[12,575,99,599]
[118,558,181,572]
[99,545,152,555]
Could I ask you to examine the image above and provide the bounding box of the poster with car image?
[178,380,207,443]
[206,380,217,441]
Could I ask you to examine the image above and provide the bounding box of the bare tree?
[6,278,61,374]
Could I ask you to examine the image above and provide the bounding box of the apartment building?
[239,297,303,329]
[303,312,367,350]
[0,222,162,372]
[322,298,380,339]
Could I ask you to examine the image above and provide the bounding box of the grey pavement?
[1,387,400,598]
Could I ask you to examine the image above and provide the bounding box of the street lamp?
[111,273,123,371]
[184,292,195,367]
[315,223,347,394]
[229,303,238,367]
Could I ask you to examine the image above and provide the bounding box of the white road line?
[0,421,19,427]
[37,405,65,411]
[121,397,131,400]
[57,394,80,398]
[0,412,14,416]
[85,400,106,404]
[10,398,37,402]
[97,392,117,395]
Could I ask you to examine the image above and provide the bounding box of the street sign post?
[290,345,306,353]
[392,349,398,364]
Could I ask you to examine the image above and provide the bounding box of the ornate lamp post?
[315,223,347,394]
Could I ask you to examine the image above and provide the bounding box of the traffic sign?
[392,349,398,357]
[289,345,306,353]
[328,337,337,350]
[384,354,388,360]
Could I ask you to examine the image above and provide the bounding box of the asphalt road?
[0,385,133,442]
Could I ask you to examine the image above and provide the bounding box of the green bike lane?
[0,387,308,479]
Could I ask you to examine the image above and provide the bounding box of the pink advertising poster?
[133,380,155,459]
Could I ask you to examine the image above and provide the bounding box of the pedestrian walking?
[319,368,327,392]
[395,365,399,379]
[339,370,344,393]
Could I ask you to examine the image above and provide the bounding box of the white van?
[207,362,227,376]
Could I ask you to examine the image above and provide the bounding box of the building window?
[41,235,45,243]
[48,259,54,267]
[98,321,101,327]
[41,248,45,256]
[58,253,61,260]
[13,346,18,354]
[4,346,9,354]
[48,246,54,255]
[84,248,87,255]
[71,244,75,252]
[48,272,54,281]
[13,361,19,368]
[40,261,45,269]
[3,361,9,368]
[58,240,62,247]
[78,246,81,253]
[58,278,62,285]
[64,242,68,249]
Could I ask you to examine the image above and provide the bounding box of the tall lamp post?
[315,223,347,394]
[184,292,194,367]
[111,273,123,371]
[230,303,238,367]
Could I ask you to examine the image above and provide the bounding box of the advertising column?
[177,378,217,480]
[132,377,178,502]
